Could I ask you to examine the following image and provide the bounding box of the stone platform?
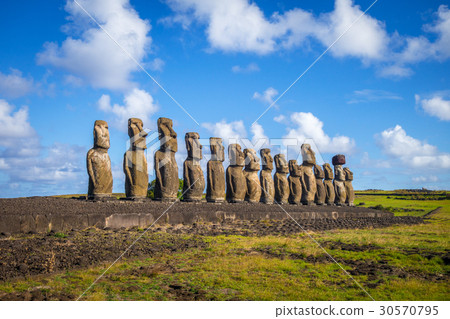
[0,197,392,234]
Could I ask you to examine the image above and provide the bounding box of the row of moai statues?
[86,117,355,205]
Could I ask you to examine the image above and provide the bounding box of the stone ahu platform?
[0,197,393,234]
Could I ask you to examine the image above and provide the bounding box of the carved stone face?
[128,118,147,149]
[185,132,202,160]
[323,163,334,180]
[344,167,353,181]
[274,154,289,174]
[289,160,302,177]
[210,137,224,162]
[314,164,325,179]
[334,165,346,181]
[260,148,273,171]
[244,148,260,171]
[94,120,110,149]
[301,143,316,165]
[228,144,245,166]
[158,117,177,152]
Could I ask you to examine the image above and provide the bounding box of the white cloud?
[377,64,414,78]
[98,88,159,130]
[250,122,268,147]
[0,69,35,99]
[253,87,278,106]
[148,58,165,71]
[202,119,247,143]
[0,99,35,145]
[165,0,389,60]
[376,125,450,169]
[412,176,439,183]
[273,114,286,123]
[283,112,356,154]
[415,94,450,121]
[347,89,403,104]
[231,62,260,73]
[37,0,152,90]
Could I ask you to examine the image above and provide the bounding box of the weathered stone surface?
[206,137,225,203]
[288,160,302,205]
[226,144,246,203]
[182,132,205,202]
[154,117,178,201]
[259,148,275,204]
[333,164,347,206]
[332,154,346,166]
[323,163,335,205]
[87,120,113,200]
[274,154,289,204]
[314,164,326,205]
[300,144,317,205]
[344,167,355,206]
[124,118,148,199]
[243,149,261,203]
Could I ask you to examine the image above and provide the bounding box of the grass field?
[0,191,448,301]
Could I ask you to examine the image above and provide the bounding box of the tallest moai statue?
[154,117,179,201]
[87,120,113,200]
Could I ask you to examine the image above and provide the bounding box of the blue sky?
[0,0,449,197]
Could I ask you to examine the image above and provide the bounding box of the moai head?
[323,163,334,180]
[314,164,325,179]
[128,118,147,149]
[301,144,316,166]
[260,148,273,171]
[93,120,110,150]
[344,167,354,181]
[157,117,177,152]
[244,148,260,171]
[334,165,346,181]
[228,144,245,166]
[274,154,289,174]
[210,137,224,162]
[289,160,302,177]
[185,132,202,160]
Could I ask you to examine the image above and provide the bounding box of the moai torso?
[332,154,347,205]
[124,118,148,199]
[183,132,205,201]
[87,120,113,199]
[259,148,275,204]
[154,117,178,201]
[274,154,289,204]
[344,167,355,206]
[244,148,261,203]
[288,160,302,205]
[206,137,225,202]
[323,163,335,205]
[314,164,326,205]
[226,144,246,203]
[300,144,317,205]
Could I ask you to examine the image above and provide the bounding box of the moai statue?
[332,154,347,206]
[344,167,355,206]
[300,144,317,205]
[313,164,326,205]
[259,148,275,204]
[87,120,113,200]
[243,148,261,203]
[206,137,225,203]
[123,118,148,199]
[182,132,205,202]
[154,117,178,201]
[322,163,336,205]
[226,143,246,203]
[288,160,302,205]
[274,154,289,204]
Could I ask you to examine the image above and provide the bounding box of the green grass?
[1,193,448,301]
